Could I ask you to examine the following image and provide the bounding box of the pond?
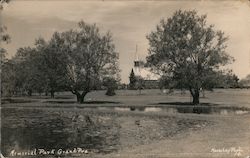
[91,105,249,115]
[40,101,250,115]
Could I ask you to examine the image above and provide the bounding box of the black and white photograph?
[1,0,250,157]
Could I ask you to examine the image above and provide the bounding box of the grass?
[43,100,120,104]
[2,88,250,107]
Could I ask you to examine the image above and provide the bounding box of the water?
[95,106,249,115]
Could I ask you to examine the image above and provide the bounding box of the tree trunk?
[76,94,84,103]
[50,91,55,98]
[76,93,81,102]
[189,87,200,105]
[74,91,88,104]
[192,89,200,105]
[28,90,32,96]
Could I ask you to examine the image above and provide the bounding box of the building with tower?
[129,45,159,89]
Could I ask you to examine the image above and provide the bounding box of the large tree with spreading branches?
[60,21,120,103]
[146,10,234,104]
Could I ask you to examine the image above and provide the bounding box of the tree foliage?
[146,10,234,104]
[129,69,137,89]
[0,0,10,10]
[216,71,240,88]
[1,0,11,96]
[239,74,250,88]
[103,77,118,96]
[1,59,16,96]
[0,0,11,61]
[36,35,69,97]
[53,21,120,102]
[13,47,39,95]
[0,26,10,65]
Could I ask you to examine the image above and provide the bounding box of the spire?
[135,44,139,61]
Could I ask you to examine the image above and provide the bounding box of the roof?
[133,67,159,80]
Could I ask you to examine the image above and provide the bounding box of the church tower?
[131,45,160,89]
[133,45,144,77]
[134,45,141,76]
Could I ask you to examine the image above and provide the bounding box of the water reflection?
[97,106,249,115]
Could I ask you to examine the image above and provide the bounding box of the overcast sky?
[2,0,250,83]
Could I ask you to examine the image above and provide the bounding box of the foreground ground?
[1,89,250,158]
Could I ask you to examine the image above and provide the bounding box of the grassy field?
[1,89,250,158]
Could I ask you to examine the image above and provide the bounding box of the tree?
[1,59,17,96]
[0,26,11,96]
[60,21,119,103]
[0,26,10,62]
[129,69,137,89]
[14,47,35,95]
[35,35,69,98]
[11,46,46,96]
[0,0,11,61]
[103,77,118,96]
[4,36,67,97]
[0,0,10,10]
[222,71,240,88]
[1,1,12,97]
[135,76,145,94]
[240,74,250,88]
[146,10,233,104]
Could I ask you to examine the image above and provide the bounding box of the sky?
[1,0,250,83]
